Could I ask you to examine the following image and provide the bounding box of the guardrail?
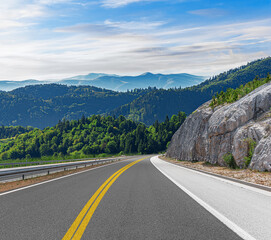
[0,157,122,183]
[0,157,113,168]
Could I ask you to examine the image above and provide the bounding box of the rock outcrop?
[166,82,271,171]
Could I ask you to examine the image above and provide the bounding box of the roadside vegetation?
[210,75,271,109]
[223,153,237,169]
[222,138,257,169]
[244,138,257,167]
[0,125,34,139]
[0,112,186,161]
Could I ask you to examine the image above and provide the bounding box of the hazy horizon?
[0,71,209,82]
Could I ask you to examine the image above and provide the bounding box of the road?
[0,155,269,239]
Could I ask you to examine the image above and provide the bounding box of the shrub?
[244,138,256,167]
[97,153,107,158]
[210,76,270,108]
[223,153,237,169]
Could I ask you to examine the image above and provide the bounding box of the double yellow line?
[62,157,147,240]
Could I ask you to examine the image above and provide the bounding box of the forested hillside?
[0,84,152,128]
[110,57,271,125]
[0,126,34,139]
[210,75,271,108]
[0,112,186,161]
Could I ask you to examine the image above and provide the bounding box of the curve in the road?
[62,157,148,240]
[0,156,247,240]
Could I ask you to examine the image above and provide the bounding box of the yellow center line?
[62,157,147,240]
[62,160,135,240]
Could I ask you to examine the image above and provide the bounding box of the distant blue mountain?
[0,80,48,91]
[58,72,206,91]
[0,72,205,91]
[62,73,117,81]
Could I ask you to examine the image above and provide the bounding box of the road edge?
[150,156,256,240]
[159,156,271,193]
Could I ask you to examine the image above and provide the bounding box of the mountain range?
[111,57,271,124]
[0,80,48,92]
[0,73,205,92]
[0,57,270,128]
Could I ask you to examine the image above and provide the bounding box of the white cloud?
[104,20,166,30]
[56,19,166,37]
[0,2,271,80]
[100,0,187,8]
[0,0,75,26]
[189,8,227,17]
[101,0,158,8]
[36,0,73,4]
[0,1,46,20]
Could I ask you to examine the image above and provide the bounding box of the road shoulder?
[160,155,271,191]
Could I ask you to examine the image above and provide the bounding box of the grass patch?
[244,138,256,167]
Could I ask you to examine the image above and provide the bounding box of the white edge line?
[0,158,129,197]
[158,156,271,197]
[150,156,256,240]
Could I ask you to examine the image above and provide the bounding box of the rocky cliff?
[166,82,271,172]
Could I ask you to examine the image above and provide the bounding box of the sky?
[1,0,271,80]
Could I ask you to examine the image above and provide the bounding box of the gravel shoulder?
[160,155,271,188]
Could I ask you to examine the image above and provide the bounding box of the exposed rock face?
[166,82,271,171]
[250,134,271,171]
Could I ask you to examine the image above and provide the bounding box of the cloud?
[100,0,187,8]
[0,0,77,23]
[36,0,73,4]
[56,23,120,36]
[104,20,166,31]
[0,2,44,21]
[56,19,166,36]
[0,2,271,80]
[189,8,227,17]
[0,1,47,33]
[0,0,73,31]
[101,0,159,8]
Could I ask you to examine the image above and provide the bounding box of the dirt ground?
[0,161,119,193]
[160,155,271,188]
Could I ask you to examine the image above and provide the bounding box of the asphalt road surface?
[0,155,268,240]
